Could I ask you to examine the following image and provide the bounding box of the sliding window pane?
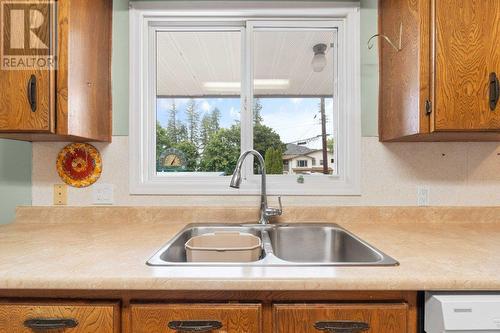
[252,29,337,176]
[156,30,241,176]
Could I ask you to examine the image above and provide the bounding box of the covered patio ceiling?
[156,30,335,98]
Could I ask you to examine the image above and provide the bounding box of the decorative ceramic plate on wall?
[56,143,102,188]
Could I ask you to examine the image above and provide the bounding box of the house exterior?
[282,143,334,175]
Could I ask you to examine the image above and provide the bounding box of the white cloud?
[201,100,212,112]
[291,98,303,104]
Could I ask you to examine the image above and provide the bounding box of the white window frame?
[129,1,361,196]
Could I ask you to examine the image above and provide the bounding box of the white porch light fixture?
[311,43,328,72]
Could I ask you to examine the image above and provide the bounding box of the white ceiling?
[156,30,334,97]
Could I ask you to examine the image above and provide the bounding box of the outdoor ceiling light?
[203,79,290,92]
[311,43,328,73]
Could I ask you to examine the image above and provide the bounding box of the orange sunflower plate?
[56,143,102,188]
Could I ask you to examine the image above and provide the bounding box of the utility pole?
[320,97,329,175]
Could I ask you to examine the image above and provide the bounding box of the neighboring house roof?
[283,143,322,160]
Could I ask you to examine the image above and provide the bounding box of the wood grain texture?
[56,0,112,141]
[0,302,118,333]
[273,303,408,333]
[0,0,112,141]
[434,0,500,130]
[0,0,54,132]
[130,304,261,333]
[379,0,431,141]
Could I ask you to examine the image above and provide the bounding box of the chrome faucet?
[229,150,282,225]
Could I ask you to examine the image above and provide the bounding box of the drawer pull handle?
[490,72,499,111]
[24,318,78,330]
[314,321,370,333]
[27,75,37,112]
[168,320,223,332]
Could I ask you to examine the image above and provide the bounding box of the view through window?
[155,27,337,177]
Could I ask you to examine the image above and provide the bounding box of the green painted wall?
[112,0,380,136]
[0,140,31,224]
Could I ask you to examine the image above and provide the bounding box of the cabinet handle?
[24,318,78,330]
[168,320,223,332]
[490,72,499,111]
[314,321,370,333]
[27,74,37,112]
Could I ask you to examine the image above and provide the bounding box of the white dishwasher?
[425,293,500,332]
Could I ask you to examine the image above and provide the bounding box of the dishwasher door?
[425,293,500,332]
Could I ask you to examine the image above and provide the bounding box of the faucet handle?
[265,196,283,217]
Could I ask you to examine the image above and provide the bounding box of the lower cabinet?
[0,295,416,333]
[0,302,119,333]
[130,303,261,333]
[273,303,408,333]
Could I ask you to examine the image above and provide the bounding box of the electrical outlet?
[417,186,430,206]
[53,184,67,205]
[93,183,114,205]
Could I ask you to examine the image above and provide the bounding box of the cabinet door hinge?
[425,100,432,115]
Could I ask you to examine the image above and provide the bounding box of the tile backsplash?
[32,136,500,206]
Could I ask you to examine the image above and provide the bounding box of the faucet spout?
[229,150,282,224]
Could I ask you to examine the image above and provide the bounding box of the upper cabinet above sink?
[0,0,112,142]
[379,0,500,141]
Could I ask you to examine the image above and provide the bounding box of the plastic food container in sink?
[185,232,262,262]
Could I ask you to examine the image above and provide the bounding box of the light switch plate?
[53,184,67,205]
[93,183,114,205]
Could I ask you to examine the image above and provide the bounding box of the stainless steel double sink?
[147,223,398,266]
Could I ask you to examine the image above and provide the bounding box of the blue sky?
[157,97,334,148]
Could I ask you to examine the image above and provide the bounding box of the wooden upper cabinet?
[0,0,112,142]
[273,303,408,333]
[379,0,500,141]
[434,0,500,131]
[0,302,119,333]
[130,304,261,333]
[0,0,54,133]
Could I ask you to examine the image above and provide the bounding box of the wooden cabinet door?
[434,0,500,131]
[273,303,408,333]
[0,303,119,333]
[130,304,261,333]
[0,0,54,132]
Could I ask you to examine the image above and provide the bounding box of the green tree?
[174,140,199,171]
[166,100,179,144]
[200,107,221,148]
[156,121,172,170]
[272,146,283,174]
[327,138,335,153]
[177,123,188,142]
[199,125,241,175]
[264,147,275,174]
[253,123,286,157]
[185,99,200,145]
[253,98,263,125]
[264,147,284,174]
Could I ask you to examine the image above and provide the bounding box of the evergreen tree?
[264,147,275,174]
[185,99,200,145]
[200,107,221,148]
[177,123,188,142]
[253,98,263,125]
[272,147,283,174]
[166,100,179,144]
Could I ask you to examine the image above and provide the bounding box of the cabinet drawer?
[130,303,261,333]
[0,302,119,333]
[273,303,408,333]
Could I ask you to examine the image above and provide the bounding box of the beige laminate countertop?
[0,206,499,291]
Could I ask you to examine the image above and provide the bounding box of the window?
[130,2,361,195]
[297,160,308,168]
